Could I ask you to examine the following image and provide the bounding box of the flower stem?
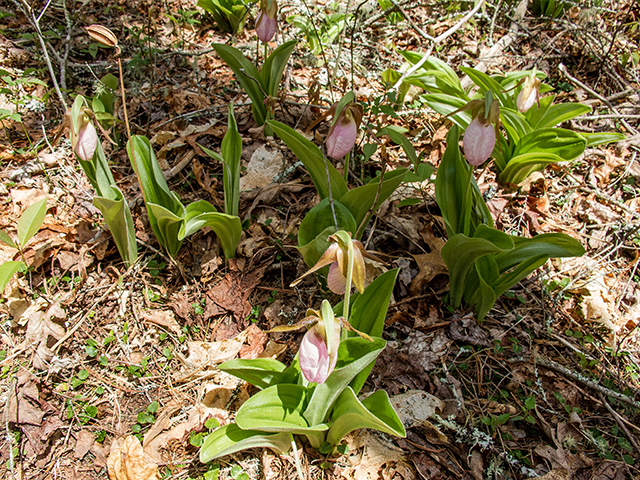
[343,238,355,324]
[343,150,350,184]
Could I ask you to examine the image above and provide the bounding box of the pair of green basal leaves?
[71,95,241,263]
[200,269,405,462]
[390,52,624,185]
[436,126,586,321]
[126,104,242,259]
[197,0,250,35]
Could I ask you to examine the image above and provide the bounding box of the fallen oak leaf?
[107,435,159,480]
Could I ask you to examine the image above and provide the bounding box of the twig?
[391,0,486,93]
[17,0,68,110]
[599,393,640,452]
[387,0,434,42]
[5,376,17,480]
[559,63,638,135]
[534,357,640,410]
[577,114,640,121]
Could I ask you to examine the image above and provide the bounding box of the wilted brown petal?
[86,25,118,48]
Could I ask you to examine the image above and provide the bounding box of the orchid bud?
[256,0,278,42]
[326,101,363,159]
[75,119,98,161]
[516,74,541,113]
[463,116,495,167]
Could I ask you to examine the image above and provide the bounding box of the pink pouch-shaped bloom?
[326,113,358,159]
[75,121,98,161]
[256,10,277,42]
[299,325,335,384]
[463,117,495,167]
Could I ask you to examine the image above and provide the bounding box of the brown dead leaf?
[139,309,182,336]
[239,144,283,191]
[342,430,415,480]
[391,390,445,430]
[143,404,224,463]
[107,435,159,480]
[75,429,96,459]
[206,259,266,323]
[22,301,66,370]
[238,324,268,359]
[7,370,45,425]
[410,225,448,294]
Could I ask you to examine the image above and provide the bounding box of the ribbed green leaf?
[17,198,47,248]
[219,358,287,389]
[267,120,347,200]
[93,192,138,267]
[220,103,242,216]
[261,40,297,98]
[326,387,405,446]
[199,424,291,462]
[498,152,565,185]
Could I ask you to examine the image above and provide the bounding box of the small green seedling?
[0,198,48,292]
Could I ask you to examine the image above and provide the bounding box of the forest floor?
[1,0,640,479]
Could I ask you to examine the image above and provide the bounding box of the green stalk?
[343,151,350,184]
[343,238,355,324]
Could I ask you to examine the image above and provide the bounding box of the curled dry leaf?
[107,436,159,480]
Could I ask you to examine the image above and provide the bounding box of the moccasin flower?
[463,116,495,167]
[75,117,98,161]
[450,90,501,167]
[291,230,380,295]
[326,99,363,159]
[256,0,278,42]
[516,73,541,113]
[268,300,372,384]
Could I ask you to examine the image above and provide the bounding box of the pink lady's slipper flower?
[463,116,495,167]
[268,300,372,384]
[516,72,541,113]
[256,0,278,42]
[450,90,501,167]
[326,95,363,160]
[291,230,381,295]
[75,118,98,161]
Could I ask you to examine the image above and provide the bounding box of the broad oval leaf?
[235,384,329,434]
[423,94,471,129]
[304,337,386,427]
[0,230,16,249]
[219,358,287,389]
[326,387,405,446]
[498,152,565,185]
[199,423,291,462]
[513,128,586,161]
[261,40,297,98]
[212,44,266,125]
[298,198,356,247]
[580,132,626,148]
[181,202,242,259]
[0,261,26,292]
[17,198,47,248]
[93,192,138,267]
[534,102,591,129]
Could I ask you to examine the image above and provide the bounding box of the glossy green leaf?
[304,337,386,427]
[267,120,348,200]
[212,44,267,125]
[0,231,16,248]
[347,269,398,394]
[219,358,287,389]
[399,51,463,95]
[199,423,291,462]
[377,125,418,168]
[435,126,492,237]
[148,203,184,257]
[298,198,356,247]
[534,102,591,129]
[326,387,405,446]
[441,229,511,308]
[182,201,242,259]
[236,385,329,434]
[580,132,626,147]
[93,193,138,267]
[339,169,407,231]
[261,40,297,99]
[500,108,531,144]
[0,261,26,292]
[298,226,336,269]
[220,103,242,216]
[514,128,586,161]
[17,198,47,248]
[463,257,499,321]
[423,94,471,129]
[498,152,565,185]
[493,233,585,273]
[459,67,510,107]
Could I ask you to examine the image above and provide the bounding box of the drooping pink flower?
[299,325,336,384]
[463,116,495,167]
[327,262,347,295]
[256,0,278,42]
[326,101,363,160]
[75,120,98,161]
